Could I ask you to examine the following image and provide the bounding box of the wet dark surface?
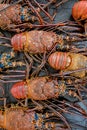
[0,0,87,130]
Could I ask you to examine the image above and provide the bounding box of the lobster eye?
[11,33,26,51]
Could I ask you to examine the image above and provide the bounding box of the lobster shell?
[11,30,57,53]
[0,108,35,130]
[48,52,87,77]
[48,52,70,70]
[72,1,87,34]
[0,4,21,30]
[11,77,66,100]
[72,1,87,22]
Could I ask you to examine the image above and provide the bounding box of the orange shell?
[48,52,68,70]
[72,1,87,23]
[11,31,57,53]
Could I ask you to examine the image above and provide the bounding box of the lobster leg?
[32,99,44,111]
[24,0,44,24]
[0,74,25,79]
[0,97,6,108]
[43,0,56,9]
[30,54,41,63]
[6,22,67,32]
[0,75,25,84]
[53,99,87,117]
[73,85,87,107]
[0,84,4,96]
[56,0,69,7]
[5,24,24,32]
[33,0,53,21]
[31,52,46,76]
[45,100,80,118]
[24,52,33,79]
[0,71,25,83]
[50,68,87,77]
[40,101,71,130]
[0,79,24,83]
[84,22,87,35]
[4,70,26,73]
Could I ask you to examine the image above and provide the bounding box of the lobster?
[10,75,85,101]
[10,76,66,100]
[48,52,87,78]
[10,76,87,119]
[0,50,25,71]
[0,3,38,31]
[0,0,56,32]
[11,30,83,53]
[72,1,87,34]
[0,106,65,130]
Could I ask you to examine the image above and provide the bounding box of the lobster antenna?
[39,101,71,130]
[0,36,11,40]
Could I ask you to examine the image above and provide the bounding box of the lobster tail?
[11,33,25,51]
[11,81,28,99]
[72,1,87,22]
[72,1,87,34]
[11,31,57,53]
[10,77,66,100]
[48,52,69,70]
